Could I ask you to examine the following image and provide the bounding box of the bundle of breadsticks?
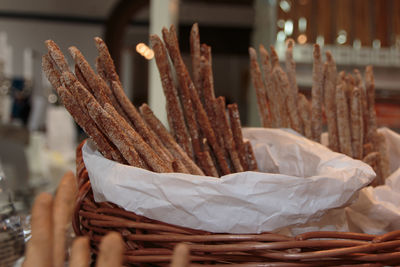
[42,23,257,178]
[250,40,389,186]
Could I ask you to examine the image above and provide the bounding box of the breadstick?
[139,103,205,176]
[190,23,203,101]
[363,152,383,187]
[249,47,271,127]
[172,160,190,174]
[69,236,90,267]
[376,132,390,180]
[110,81,173,163]
[228,103,249,171]
[311,44,323,142]
[162,26,201,159]
[297,93,312,139]
[95,56,107,81]
[285,39,299,96]
[42,54,62,89]
[75,64,91,91]
[22,193,53,267]
[365,65,377,145]
[45,40,70,73]
[171,243,190,267]
[94,37,122,86]
[354,69,369,144]
[270,46,290,128]
[150,34,192,156]
[273,67,301,133]
[162,25,230,175]
[68,46,112,108]
[244,141,258,171]
[259,45,279,128]
[336,81,353,157]
[53,171,78,267]
[96,232,125,267]
[215,96,243,172]
[350,87,363,159]
[323,51,339,152]
[196,151,219,177]
[104,103,173,173]
[85,93,146,168]
[363,142,374,157]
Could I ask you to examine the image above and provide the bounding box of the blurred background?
[0,0,399,212]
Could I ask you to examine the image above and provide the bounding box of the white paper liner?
[83,128,374,234]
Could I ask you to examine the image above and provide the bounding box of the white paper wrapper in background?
[346,127,400,235]
[83,128,374,234]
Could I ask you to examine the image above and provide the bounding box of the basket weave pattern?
[73,141,400,266]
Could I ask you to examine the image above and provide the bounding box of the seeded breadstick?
[227,103,249,171]
[150,34,192,156]
[53,171,77,267]
[244,140,258,171]
[163,25,230,175]
[297,93,312,139]
[350,87,363,159]
[249,47,271,127]
[75,64,91,91]
[22,193,53,267]
[259,45,279,128]
[104,103,173,173]
[200,45,224,150]
[354,69,369,144]
[171,243,190,267]
[96,232,125,267]
[311,44,323,142]
[376,132,390,180]
[111,81,173,162]
[45,40,70,73]
[69,237,90,267]
[336,81,353,157]
[274,67,301,133]
[94,37,122,86]
[162,27,201,159]
[196,151,219,177]
[139,103,205,176]
[190,23,203,101]
[365,65,377,145]
[324,51,340,152]
[215,96,243,172]
[68,46,112,108]
[270,46,291,128]
[86,98,146,168]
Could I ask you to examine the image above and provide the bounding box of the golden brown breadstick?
[110,81,173,163]
[104,103,173,173]
[273,67,301,133]
[375,132,390,180]
[297,93,312,139]
[150,34,192,157]
[53,171,78,267]
[139,103,205,176]
[249,46,271,127]
[22,193,53,267]
[69,236,90,267]
[365,65,377,145]
[215,96,243,172]
[350,87,363,159]
[336,81,353,157]
[162,25,230,175]
[323,51,339,152]
[311,44,323,142]
[45,40,70,73]
[244,140,258,171]
[228,103,249,171]
[196,151,219,177]
[259,45,279,128]
[96,232,125,267]
[171,243,190,267]
[190,23,203,101]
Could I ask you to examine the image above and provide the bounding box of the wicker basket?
[73,140,400,266]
